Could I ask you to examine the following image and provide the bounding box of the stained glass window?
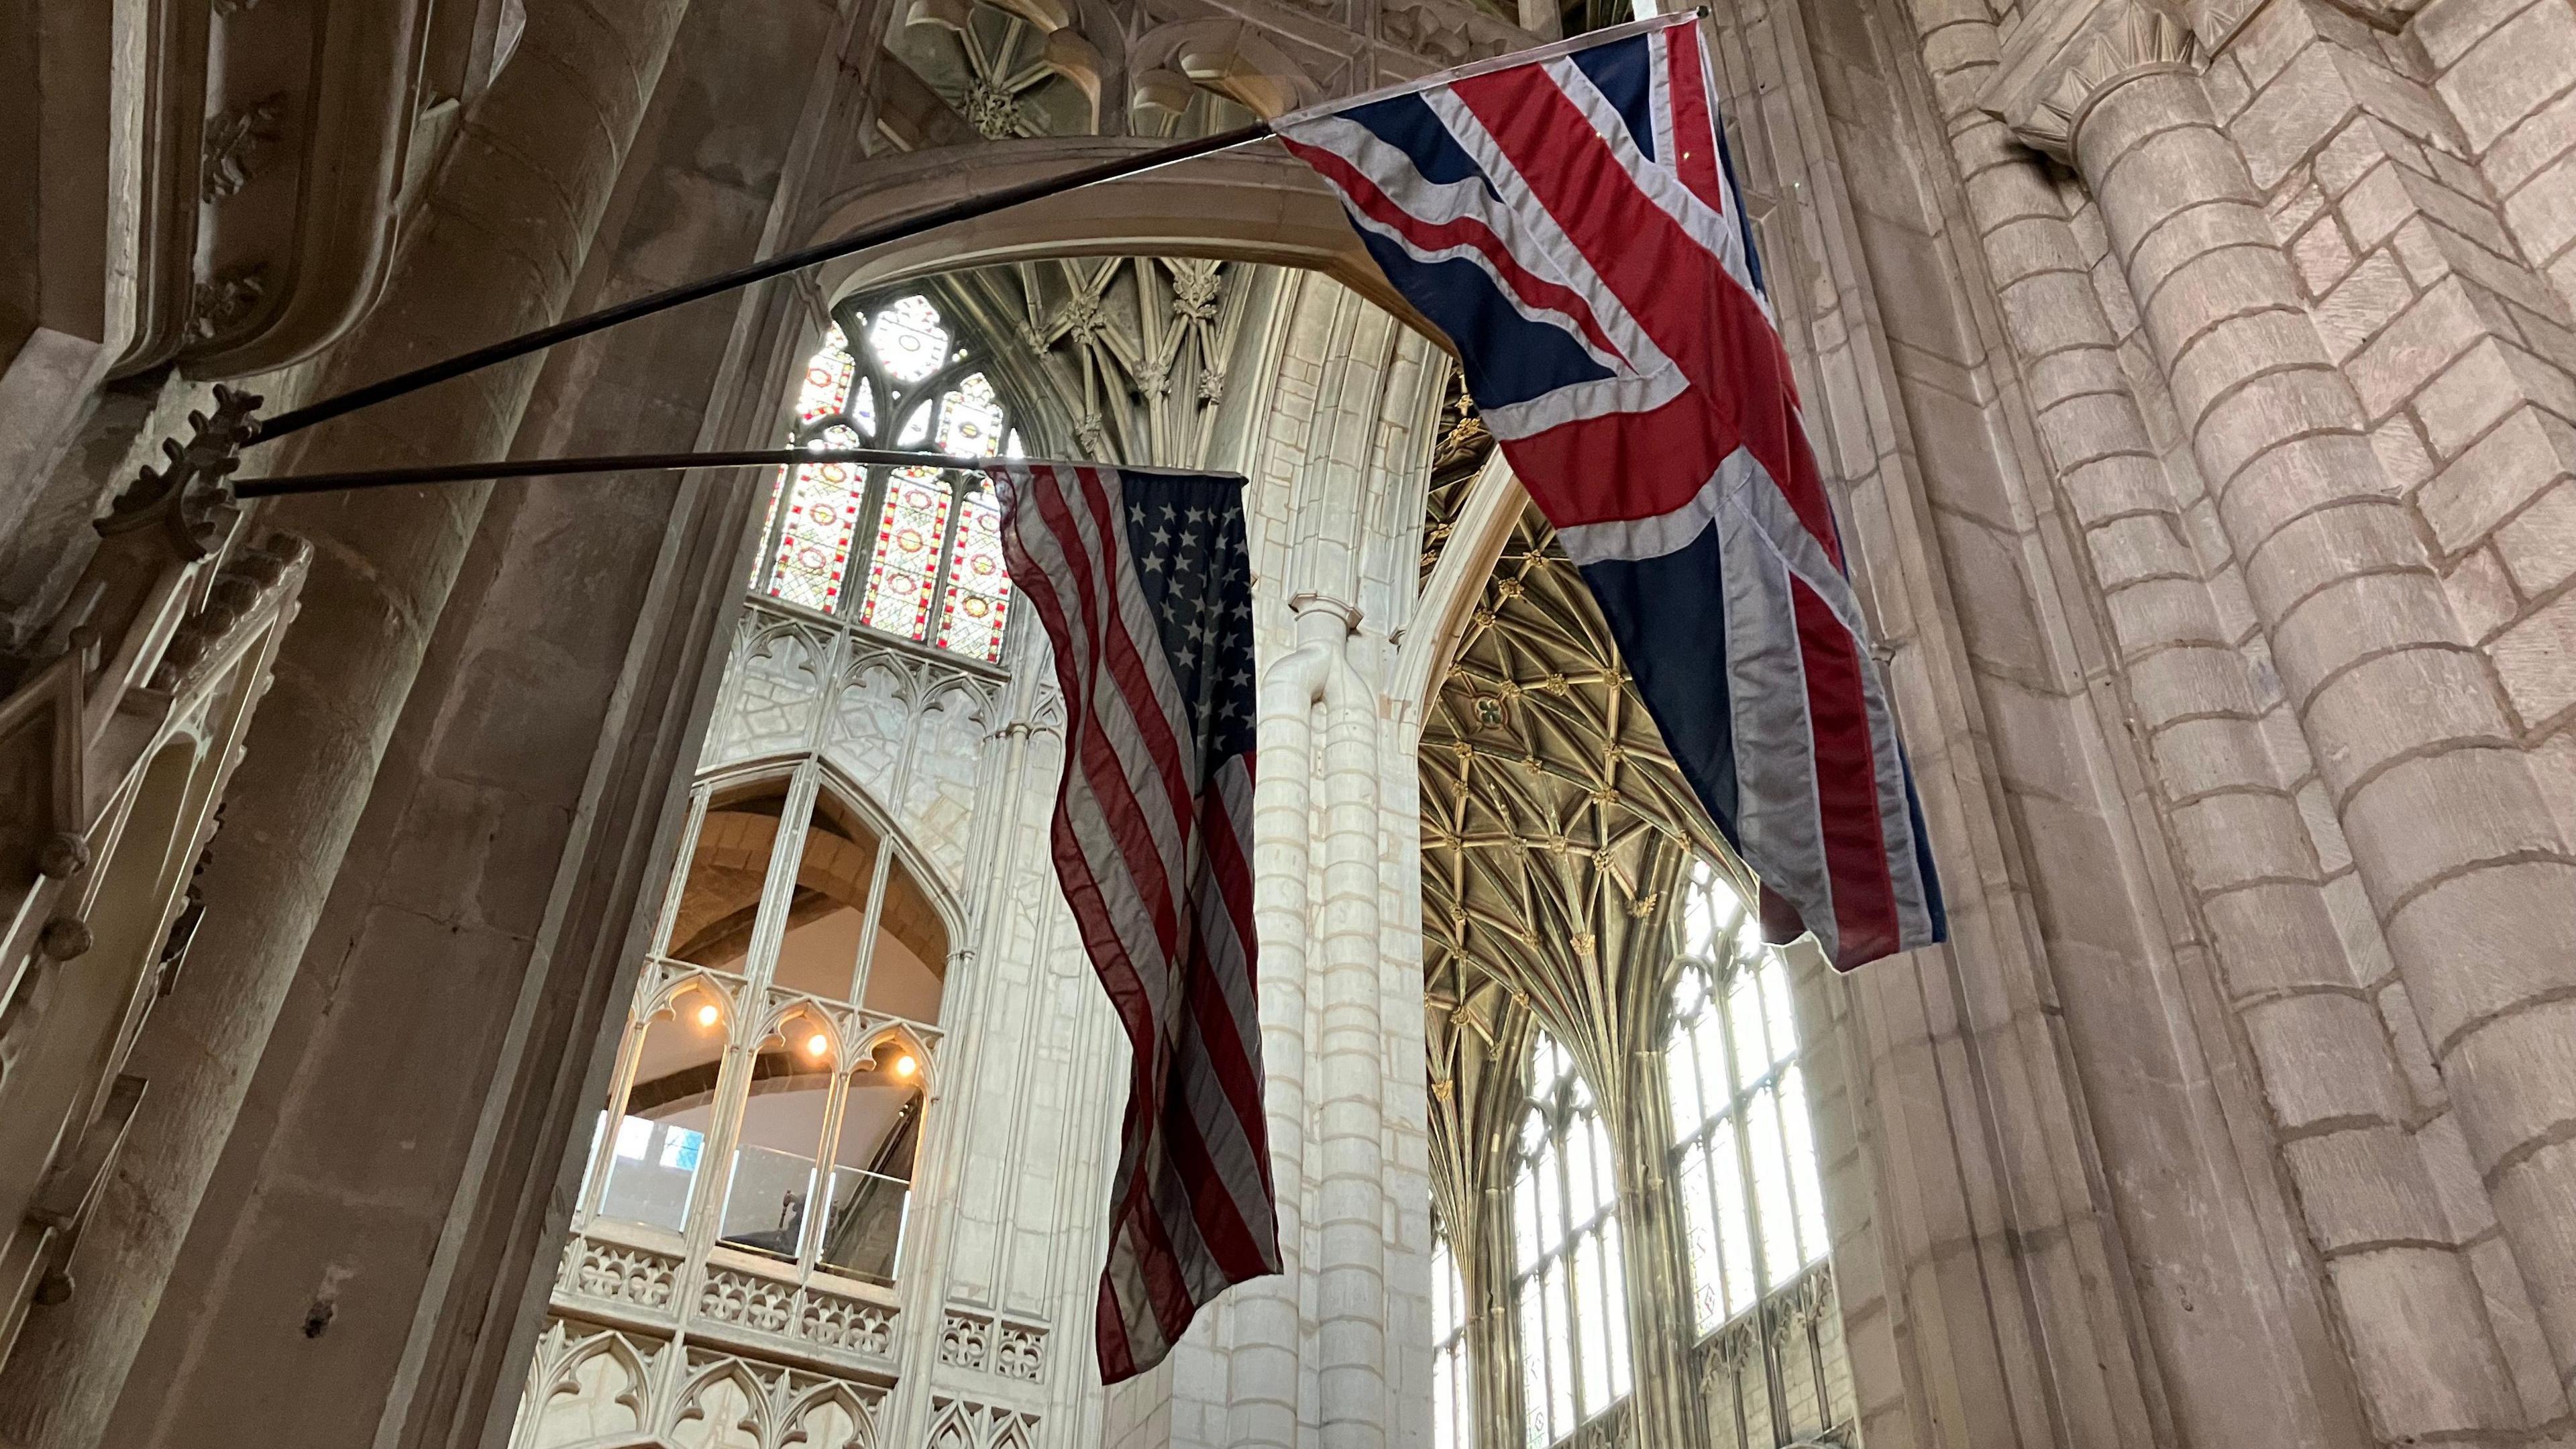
[934,478,1012,663]
[1513,1033,1631,1448]
[765,428,868,614]
[868,294,951,383]
[751,293,1016,659]
[1433,1234,1473,1449]
[858,468,951,643]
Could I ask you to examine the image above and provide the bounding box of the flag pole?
[230,445,1237,500]
[246,121,1278,447]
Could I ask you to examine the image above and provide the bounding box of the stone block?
[2349,278,2492,421]
[2201,370,2371,487]
[2326,1246,2524,1438]
[2311,250,2417,362]
[2292,213,2361,297]
[2232,45,2361,191]
[2462,1231,2571,1424]
[2335,48,2473,154]
[2343,748,2567,894]
[2129,640,2262,722]
[2105,576,2232,655]
[2202,880,2363,994]
[2502,148,2576,266]
[2168,309,2331,428]
[2241,989,2408,1128]
[2272,174,2332,242]
[2084,511,2198,590]
[2416,400,2576,549]
[2269,568,2460,694]
[2300,644,2517,796]
[2445,542,2525,641]
[2170,788,2324,890]
[2492,586,2576,725]
[2234,0,2322,90]
[2298,777,2355,871]
[2414,0,2539,69]
[2495,479,2576,594]
[2324,869,2398,981]
[2250,498,2430,631]
[2280,1122,2454,1249]
[2384,859,2576,1047]
[2421,343,2576,462]
[2481,86,2576,195]
[2435,0,2576,150]
[2445,998,2576,1165]
[2340,161,2418,250]
[2151,711,2281,796]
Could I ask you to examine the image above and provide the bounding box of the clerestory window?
[752,293,1021,662]
[1512,1032,1632,1448]
[1433,1232,1474,1449]
[1666,857,1854,1446]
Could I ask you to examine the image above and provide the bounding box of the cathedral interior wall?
[1,0,2573,1442]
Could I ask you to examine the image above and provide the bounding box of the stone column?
[1918,1,2505,1438]
[2003,2,2576,1400]
[0,0,692,1442]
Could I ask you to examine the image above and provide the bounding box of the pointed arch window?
[1666,857,1856,1446]
[754,293,1022,662]
[1433,1232,1473,1449]
[1512,1032,1631,1448]
[580,773,950,1289]
[1666,859,1831,1330]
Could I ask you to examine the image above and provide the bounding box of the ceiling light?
[804,1032,830,1059]
[694,1002,721,1029]
[894,1054,918,1078]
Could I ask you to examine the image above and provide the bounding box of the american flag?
[989,461,1279,1382]
[1279,14,1944,968]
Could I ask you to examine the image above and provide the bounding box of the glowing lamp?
[804,1031,830,1059]
[694,1001,721,1029]
[894,1054,918,1079]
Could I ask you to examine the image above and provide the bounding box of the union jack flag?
[991,462,1279,1382]
[1279,15,1943,968]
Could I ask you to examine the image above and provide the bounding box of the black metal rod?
[233,446,1009,498]
[249,121,1277,447]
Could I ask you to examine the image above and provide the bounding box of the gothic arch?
[804,142,1434,341]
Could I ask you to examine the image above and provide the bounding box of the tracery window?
[1665,857,1854,1446]
[1512,1032,1632,1448]
[1433,1232,1473,1449]
[579,773,949,1289]
[753,293,1021,663]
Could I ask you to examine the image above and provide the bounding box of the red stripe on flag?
[1789,576,1900,965]
[1281,137,1634,369]
[1662,26,1729,215]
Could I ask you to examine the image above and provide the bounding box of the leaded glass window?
[1665,857,1855,1446]
[753,295,1023,662]
[1434,1234,1473,1449]
[1512,1033,1631,1448]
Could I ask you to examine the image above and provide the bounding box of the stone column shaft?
[1926,12,2505,1438]
[2065,55,2576,1396]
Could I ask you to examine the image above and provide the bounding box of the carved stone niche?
[1979,0,2197,168]
[116,0,524,380]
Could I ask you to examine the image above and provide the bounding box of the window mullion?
[851,464,894,621]
[924,470,965,647]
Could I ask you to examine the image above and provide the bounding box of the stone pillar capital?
[1980,0,2198,167]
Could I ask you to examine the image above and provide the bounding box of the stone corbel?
[1126,19,1324,121]
[1980,0,2198,168]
